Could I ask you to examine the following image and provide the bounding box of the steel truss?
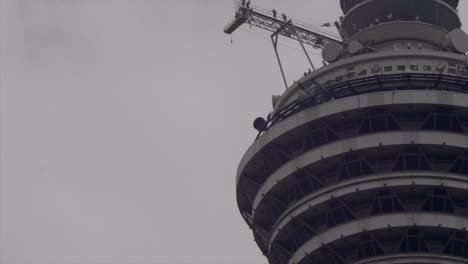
[224,3,342,48]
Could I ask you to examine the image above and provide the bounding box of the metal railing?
[256,73,468,139]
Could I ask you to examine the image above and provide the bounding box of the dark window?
[359,109,401,134]
[422,188,454,213]
[371,189,405,214]
[453,195,468,209]
[450,151,468,175]
[319,248,345,264]
[326,201,355,227]
[422,107,463,132]
[397,65,406,71]
[340,154,374,180]
[358,69,367,76]
[400,228,428,253]
[307,125,339,147]
[347,72,355,79]
[393,147,431,171]
[384,66,393,72]
[357,234,384,259]
[423,65,432,71]
[444,232,468,258]
[448,61,458,67]
[410,65,419,71]
[288,218,316,250]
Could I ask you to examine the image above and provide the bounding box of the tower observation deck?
[232,0,468,263]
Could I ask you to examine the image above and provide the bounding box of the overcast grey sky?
[1,1,467,264]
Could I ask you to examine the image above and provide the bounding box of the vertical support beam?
[289,21,316,71]
[334,21,351,43]
[271,33,289,90]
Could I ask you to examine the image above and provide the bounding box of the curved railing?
[258,73,468,139]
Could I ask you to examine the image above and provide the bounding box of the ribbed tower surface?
[236,0,468,264]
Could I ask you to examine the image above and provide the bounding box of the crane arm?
[224,3,343,49]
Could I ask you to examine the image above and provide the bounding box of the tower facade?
[236,0,468,264]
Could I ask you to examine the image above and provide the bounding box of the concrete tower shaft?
[235,1,468,264]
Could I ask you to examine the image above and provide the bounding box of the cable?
[239,27,322,56]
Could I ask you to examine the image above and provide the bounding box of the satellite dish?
[371,64,382,73]
[322,42,344,63]
[253,117,268,132]
[447,29,468,54]
[348,40,364,55]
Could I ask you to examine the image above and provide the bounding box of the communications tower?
[227,0,468,263]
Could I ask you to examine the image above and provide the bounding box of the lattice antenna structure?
[224,1,343,49]
[224,1,345,89]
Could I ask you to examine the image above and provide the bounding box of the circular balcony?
[237,90,468,261]
[289,214,468,264]
[271,50,468,117]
